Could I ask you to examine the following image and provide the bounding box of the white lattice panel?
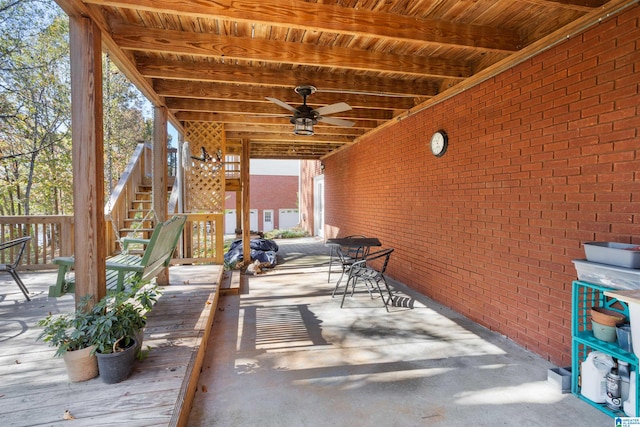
[184,122,225,212]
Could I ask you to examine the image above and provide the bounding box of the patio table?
[325,237,382,249]
[325,237,382,266]
[326,237,382,296]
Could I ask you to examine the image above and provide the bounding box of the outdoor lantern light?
[292,117,315,136]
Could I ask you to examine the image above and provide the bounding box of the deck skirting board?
[170,266,223,427]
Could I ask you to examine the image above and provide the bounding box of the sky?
[251,159,299,176]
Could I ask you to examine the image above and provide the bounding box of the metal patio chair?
[1,236,32,301]
[329,235,367,297]
[340,248,394,311]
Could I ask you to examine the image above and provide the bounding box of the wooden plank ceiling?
[56,0,622,159]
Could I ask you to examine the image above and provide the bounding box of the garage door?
[278,208,299,230]
[224,209,258,234]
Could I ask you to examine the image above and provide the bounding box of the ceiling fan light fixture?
[269,85,351,135]
[292,117,315,136]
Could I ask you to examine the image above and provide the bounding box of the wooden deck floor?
[0,264,223,427]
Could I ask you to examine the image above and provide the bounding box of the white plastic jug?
[629,302,640,359]
[620,361,631,402]
[624,371,637,417]
[581,351,614,403]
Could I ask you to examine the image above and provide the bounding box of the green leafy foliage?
[37,296,96,357]
[0,2,71,215]
[37,281,161,357]
[88,283,159,355]
[0,1,153,216]
[263,228,309,239]
[103,56,152,195]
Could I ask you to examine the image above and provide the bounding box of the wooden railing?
[0,215,74,270]
[2,143,226,270]
[0,213,224,270]
[179,213,225,265]
[105,142,149,255]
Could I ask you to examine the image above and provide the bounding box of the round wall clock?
[430,129,448,157]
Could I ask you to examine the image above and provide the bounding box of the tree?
[0,0,153,216]
[0,0,71,215]
[103,56,152,196]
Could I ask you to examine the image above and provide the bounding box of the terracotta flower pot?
[591,307,626,327]
[62,345,98,382]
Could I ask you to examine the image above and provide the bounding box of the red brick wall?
[319,7,640,365]
[225,175,298,230]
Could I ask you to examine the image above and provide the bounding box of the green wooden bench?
[49,215,187,297]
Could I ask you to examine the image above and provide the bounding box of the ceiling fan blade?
[266,97,298,113]
[314,102,351,116]
[317,116,355,127]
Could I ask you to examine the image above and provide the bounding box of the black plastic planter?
[96,338,137,384]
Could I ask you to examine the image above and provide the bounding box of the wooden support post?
[176,133,185,259]
[60,218,74,258]
[177,133,185,215]
[241,139,251,264]
[69,16,106,306]
[235,192,242,234]
[153,106,169,285]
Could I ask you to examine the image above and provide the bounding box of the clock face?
[430,130,448,157]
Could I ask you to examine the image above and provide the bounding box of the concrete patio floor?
[187,237,612,427]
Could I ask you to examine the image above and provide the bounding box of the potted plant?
[130,282,160,354]
[89,284,158,384]
[37,296,98,382]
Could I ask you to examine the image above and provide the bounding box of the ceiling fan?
[266,85,355,136]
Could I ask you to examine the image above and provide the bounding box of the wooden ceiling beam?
[137,58,440,98]
[249,146,339,151]
[248,150,337,160]
[153,79,418,111]
[226,132,353,144]
[224,124,365,136]
[166,98,394,120]
[243,140,343,148]
[85,0,522,52]
[249,143,342,152]
[174,111,381,129]
[112,24,472,79]
[523,0,606,11]
[250,155,329,160]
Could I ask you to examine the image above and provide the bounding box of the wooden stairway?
[119,183,155,243]
[116,181,172,254]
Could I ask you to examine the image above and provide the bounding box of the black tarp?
[224,239,279,267]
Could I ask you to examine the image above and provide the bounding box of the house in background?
[224,159,300,234]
